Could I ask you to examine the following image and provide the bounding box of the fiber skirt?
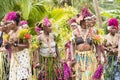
[75,50,97,80]
[0,52,6,80]
[35,54,63,80]
[104,55,117,80]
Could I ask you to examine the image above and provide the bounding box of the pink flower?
[20,20,28,26]
[5,11,17,21]
[92,64,103,79]
[35,26,41,33]
[65,41,71,48]
[43,17,51,27]
[108,18,119,30]
[68,18,76,25]
[63,62,71,79]
[81,7,92,19]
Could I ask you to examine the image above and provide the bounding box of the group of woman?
[0,7,120,80]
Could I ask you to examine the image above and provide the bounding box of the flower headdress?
[43,17,52,27]
[20,20,29,29]
[63,62,71,79]
[80,7,95,20]
[108,18,119,30]
[68,18,76,25]
[5,11,17,21]
[81,7,92,19]
[92,64,103,79]
[20,20,28,26]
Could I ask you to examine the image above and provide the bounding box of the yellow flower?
[93,35,101,45]
[18,29,29,39]
[3,34,9,40]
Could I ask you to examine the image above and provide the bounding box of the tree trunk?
[93,0,102,27]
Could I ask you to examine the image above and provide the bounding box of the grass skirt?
[0,52,6,80]
[104,55,117,80]
[35,55,63,80]
[75,50,97,80]
[0,49,10,80]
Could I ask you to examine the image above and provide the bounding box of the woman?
[0,19,14,80]
[72,7,98,80]
[0,21,10,80]
[104,18,119,80]
[36,17,61,80]
[3,11,31,80]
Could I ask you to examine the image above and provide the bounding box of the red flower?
[24,34,31,39]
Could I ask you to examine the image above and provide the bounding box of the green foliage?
[30,35,39,51]
[20,0,32,20]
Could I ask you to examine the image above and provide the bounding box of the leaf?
[20,0,32,20]
[101,11,112,18]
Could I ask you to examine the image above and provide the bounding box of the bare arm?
[17,41,29,48]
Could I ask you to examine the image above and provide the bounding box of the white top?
[38,33,57,57]
[40,41,56,57]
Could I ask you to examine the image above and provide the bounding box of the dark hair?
[14,12,21,25]
[80,20,86,26]
[76,14,80,18]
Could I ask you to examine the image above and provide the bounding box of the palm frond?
[20,0,33,20]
